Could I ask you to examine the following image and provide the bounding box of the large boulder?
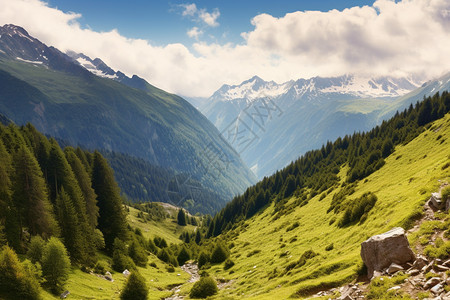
[361,227,415,279]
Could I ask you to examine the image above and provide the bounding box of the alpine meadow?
[0,1,450,299]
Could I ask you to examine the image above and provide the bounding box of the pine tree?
[47,141,95,263]
[177,209,187,226]
[12,145,58,239]
[195,229,202,245]
[91,151,128,252]
[55,188,85,262]
[65,148,99,228]
[120,271,148,300]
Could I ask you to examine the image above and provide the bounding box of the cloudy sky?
[1,0,449,97]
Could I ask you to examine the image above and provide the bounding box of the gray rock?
[429,192,444,210]
[361,227,415,279]
[387,285,401,292]
[387,263,404,274]
[430,283,444,295]
[424,277,441,289]
[422,262,434,274]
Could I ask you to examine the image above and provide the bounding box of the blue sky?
[46,0,377,47]
[1,0,448,97]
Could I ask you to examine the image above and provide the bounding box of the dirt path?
[163,263,199,300]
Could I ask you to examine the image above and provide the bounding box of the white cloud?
[179,3,220,27]
[181,3,197,17]
[198,8,220,27]
[0,0,449,98]
[187,27,203,40]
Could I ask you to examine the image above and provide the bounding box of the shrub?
[177,247,190,266]
[442,186,450,201]
[94,261,108,275]
[149,262,157,268]
[128,240,148,267]
[0,246,41,300]
[338,192,378,227]
[246,249,261,257]
[198,252,210,269]
[325,243,334,251]
[112,253,136,272]
[27,236,45,264]
[210,244,228,264]
[120,272,148,300]
[224,259,235,270]
[189,276,218,298]
[41,237,71,294]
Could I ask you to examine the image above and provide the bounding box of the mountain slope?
[200,75,423,178]
[0,24,256,213]
[200,94,450,299]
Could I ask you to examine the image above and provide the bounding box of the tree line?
[207,91,450,237]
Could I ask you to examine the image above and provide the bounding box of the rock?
[60,291,70,299]
[413,255,429,269]
[424,277,441,289]
[407,269,420,276]
[430,283,444,295]
[360,227,415,279]
[429,192,444,210]
[387,285,401,292]
[387,263,404,274]
[122,269,130,277]
[444,259,450,268]
[104,271,113,282]
[433,265,449,272]
[422,262,434,274]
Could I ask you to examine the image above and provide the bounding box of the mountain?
[200,74,450,178]
[0,24,256,213]
[202,93,450,298]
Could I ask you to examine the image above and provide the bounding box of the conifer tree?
[12,145,58,239]
[65,148,99,228]
[120,271,148,300]
[177,208,187,226]
[55,188,85,262]
[92,151,128,251]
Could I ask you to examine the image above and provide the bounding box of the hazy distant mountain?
[0,24,256,213]
[200,74,429,178]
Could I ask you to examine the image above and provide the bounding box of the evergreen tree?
[91,151,128,252]
[12,145,58,239]
[210,243,228,264]
[195,230,202,245]
[65,148,99,228]
[128,240,148,267]
[177,246,190,266]
[27,235,45,264]
[0,246,41,300]
[55,188,85,262]
[177,208,187,226]
[120,271,148,300]
[41,237,71,294]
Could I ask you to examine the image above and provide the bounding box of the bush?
[27,236,45,264]
[189,276,218,298]
[94,261,109,275]
[325,243,334,251]
[128,240,148,267]
[177,247,190,266]
[41,237,71,294]
[210,244,228,264]
[0,246,41,300]
[224,259,234,270]
[112,252,136,272]
[286,221,300,232]
[120,272,148,300]
[198,252,210,269]
[338,192,377,227]
[442,186,450,201]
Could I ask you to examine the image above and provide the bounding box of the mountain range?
[199,73,450,178]
[0,24,256,214]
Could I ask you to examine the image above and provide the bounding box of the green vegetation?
[189,276,218,298]
[0,58,256,214]
[119,272,148,300]
[41,238,71,294]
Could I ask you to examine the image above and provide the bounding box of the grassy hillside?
[202,113,450,299]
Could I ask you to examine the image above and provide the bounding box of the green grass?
[127,205,198,245]
[202,114,450,299]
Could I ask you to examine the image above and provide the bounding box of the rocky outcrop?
[361,227,415,279]
[429,192,444,210]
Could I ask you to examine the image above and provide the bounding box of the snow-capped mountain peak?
[210,74,422,104]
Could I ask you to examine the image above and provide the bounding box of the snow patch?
[15,57,43,64]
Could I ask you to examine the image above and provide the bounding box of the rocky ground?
[310,187,450,300]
